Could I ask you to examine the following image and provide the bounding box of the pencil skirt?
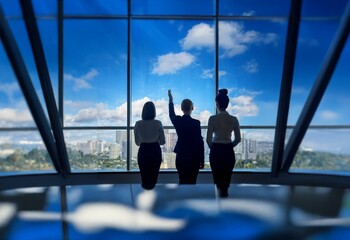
[209,143,236,191]
[138,142,162,190]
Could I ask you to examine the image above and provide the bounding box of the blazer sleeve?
[169,102,176,125]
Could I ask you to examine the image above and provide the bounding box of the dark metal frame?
[271,0,302,177]
[20,0,71,175]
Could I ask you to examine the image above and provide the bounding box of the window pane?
[0,131,55,174]
[0,0,21,17]
[301,0,349,17]
[5,20,49,119]
[234,129,274,171]
[219,20,287,125]
[64,0,127,15]
[33,0,57,16]
[132,0,214,16]
[0,44,35,127]
[289,20,343,125]
[38,20,58,105]
[131,20,215,126]
[290,128,350,174]
[64,130,127,171]
[311,38,350,125]
[219,0,291,17]
[64,20,127,126]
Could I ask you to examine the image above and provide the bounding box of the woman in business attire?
[168,90,204,184]
[206,89,241,197]
[134,101,166,190]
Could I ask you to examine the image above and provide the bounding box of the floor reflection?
[0,184,350,239]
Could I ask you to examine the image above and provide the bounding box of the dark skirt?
[209,143,236,192]
[175,153,200,184]
[138,142,162,190]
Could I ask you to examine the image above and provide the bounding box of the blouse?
[134,119,166,146]
[206,111,241,148]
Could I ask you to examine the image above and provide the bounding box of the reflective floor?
[1,183,350,239]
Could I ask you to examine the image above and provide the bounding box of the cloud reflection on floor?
[19,201,185,233]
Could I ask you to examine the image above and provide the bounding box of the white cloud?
[319,110,338,120]
[229,95,259,117]
[242,11,256,16]
[0,108,33,127]
[151,52,195,75]
[0,149,15,157]
[180,23,214,50]
[64,97,214,127]
[193,110,212,126]
[242,59,259,73]
[64,68,98,91]
[180,22,278,58]
[0,82,20,102]
[201,69,227,79]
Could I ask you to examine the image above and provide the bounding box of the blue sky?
[0,0,349,154]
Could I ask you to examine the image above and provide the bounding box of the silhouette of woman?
[134,101,166,190]
[168,90,204,184]
[206,89,241,197]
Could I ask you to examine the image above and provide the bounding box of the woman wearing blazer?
[168,90,204,184]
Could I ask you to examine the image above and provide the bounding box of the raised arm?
[168,89,176,123]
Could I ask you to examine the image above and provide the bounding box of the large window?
[1,0,349,175]
[0,4,54,174]
[289,0,350,172]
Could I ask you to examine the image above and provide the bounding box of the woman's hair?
[142,101,156,120]
[215,88,229,110]
[181,99,193,112]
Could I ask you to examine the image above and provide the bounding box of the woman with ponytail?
[206,89,241,198]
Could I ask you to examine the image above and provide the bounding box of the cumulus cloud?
[229,95,259,117]
[180,21,278,58]
[0,108,33,127]
[242,59,259,73]
[64,97,214,127]
[180,23,214,50]
[201,69,227,79]
[151,52,195,75]
[65,89,262,126]
[64,68,98,91]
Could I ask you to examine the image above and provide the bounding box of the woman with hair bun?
[206,89,241,198]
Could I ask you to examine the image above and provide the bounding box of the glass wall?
[1,0,349,174]
[288,0,350,172]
